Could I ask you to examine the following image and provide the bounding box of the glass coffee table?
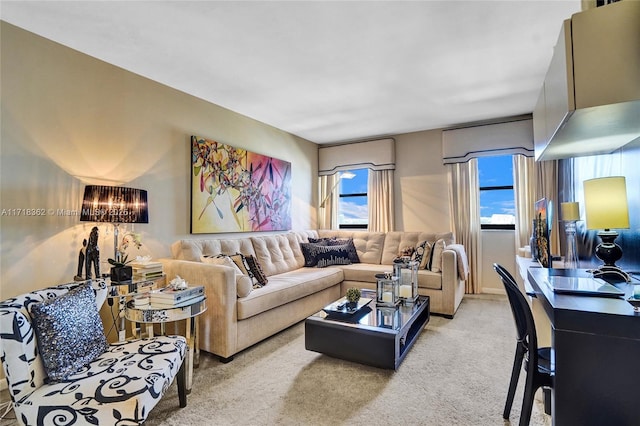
[305,289,430,370]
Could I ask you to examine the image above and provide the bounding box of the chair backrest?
[0,279,106,403]
[493,264,539,363]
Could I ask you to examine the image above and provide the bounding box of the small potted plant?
[108,231,142,282]
[345,287,361,311]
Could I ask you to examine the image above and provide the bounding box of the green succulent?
[346,287,361,303]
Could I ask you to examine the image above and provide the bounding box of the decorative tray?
[323,297,372,315]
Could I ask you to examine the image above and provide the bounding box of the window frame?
[337,169,368,230]
[478,159,516,231]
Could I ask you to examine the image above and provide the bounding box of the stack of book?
[149,285,205,309]
[130,261,164,280]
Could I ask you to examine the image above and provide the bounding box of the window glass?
[338,169,368,228]
[479,155,515,227]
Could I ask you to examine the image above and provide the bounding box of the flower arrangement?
[108,231,142,268]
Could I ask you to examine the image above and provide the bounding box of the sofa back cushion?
[250,233,304,276]
[381,232,454,265]
[317,230,385,264]
[172,238,256,261]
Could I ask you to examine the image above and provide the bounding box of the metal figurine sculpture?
[85,226,100,279]
[73,239,87,281]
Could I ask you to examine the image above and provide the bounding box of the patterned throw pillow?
[30,283,109,382]
[301,242,352,268]
[229,253,254,278]
[301,242,322,267]
[309,237,360,264]
[201,254,244,276]
[412,240,433,269]
[315,243,352,268]
[244,255,268,287]
[430,239,446,273]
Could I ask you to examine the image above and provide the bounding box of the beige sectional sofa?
[160,230,468,361]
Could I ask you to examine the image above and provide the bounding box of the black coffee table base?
[305,296,430,370]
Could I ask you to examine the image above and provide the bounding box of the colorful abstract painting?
[190,135,292,233]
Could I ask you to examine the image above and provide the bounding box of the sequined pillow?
[30,282,108,382]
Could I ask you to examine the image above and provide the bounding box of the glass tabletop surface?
[311,289,427,332]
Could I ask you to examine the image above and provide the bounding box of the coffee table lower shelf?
[305,295,430,370]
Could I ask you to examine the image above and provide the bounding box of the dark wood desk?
[527,267,640,426]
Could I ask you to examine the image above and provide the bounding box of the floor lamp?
[80,185,149,276]
[583,176,630,282]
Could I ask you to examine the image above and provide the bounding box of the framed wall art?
[190,135,292,233]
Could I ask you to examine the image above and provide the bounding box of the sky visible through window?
[338,169,368,225]
[478,155,515,224]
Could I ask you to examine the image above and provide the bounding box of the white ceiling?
[1,0,582,144]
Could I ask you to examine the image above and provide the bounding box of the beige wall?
[0,22,318,299]
[394,129,452,231]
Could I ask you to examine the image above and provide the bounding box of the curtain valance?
[442,119,534,164]
[319,138,395,176]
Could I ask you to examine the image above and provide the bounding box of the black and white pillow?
[309,237,360,264]
[244,255,268,287]
[412,240,433,269]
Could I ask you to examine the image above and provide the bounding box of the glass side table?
[104,275,165,342]
[124,296,207,393]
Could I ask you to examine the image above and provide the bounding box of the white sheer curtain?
[447,159,481,294]
[368,169,395,232]
[513,155,537,252]
[318,174,339,230]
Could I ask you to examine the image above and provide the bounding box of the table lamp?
[80,185,149,272]
[583,176,630,281]
[560,201,580,269]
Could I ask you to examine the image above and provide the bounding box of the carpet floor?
[142,295,551,426]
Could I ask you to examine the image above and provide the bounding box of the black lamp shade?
[80,185,148,224]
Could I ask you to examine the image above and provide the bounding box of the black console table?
[527,267,640,426]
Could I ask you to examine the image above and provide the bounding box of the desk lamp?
[583,177,630,281]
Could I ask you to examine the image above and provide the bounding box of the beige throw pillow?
[430,239,446,273]
[201,254,252,297]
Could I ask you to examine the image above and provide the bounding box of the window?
[338,168,368,229]
[479,155,515,230]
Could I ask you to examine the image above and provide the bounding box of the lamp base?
[595,230,623,267]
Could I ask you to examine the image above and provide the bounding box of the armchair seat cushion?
[14,336,186,426]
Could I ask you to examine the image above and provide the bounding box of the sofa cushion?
[338,264,442,290]
[30,283,108,382]
[340,263,393,282]
[173,238,256,262]
[317,231,385,264]
[381,232,454,265]
[250,234,304,276]
[236,267,343,320]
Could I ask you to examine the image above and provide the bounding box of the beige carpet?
[142,295,551,426]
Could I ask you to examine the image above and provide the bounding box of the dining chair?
[493,263,553,426]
